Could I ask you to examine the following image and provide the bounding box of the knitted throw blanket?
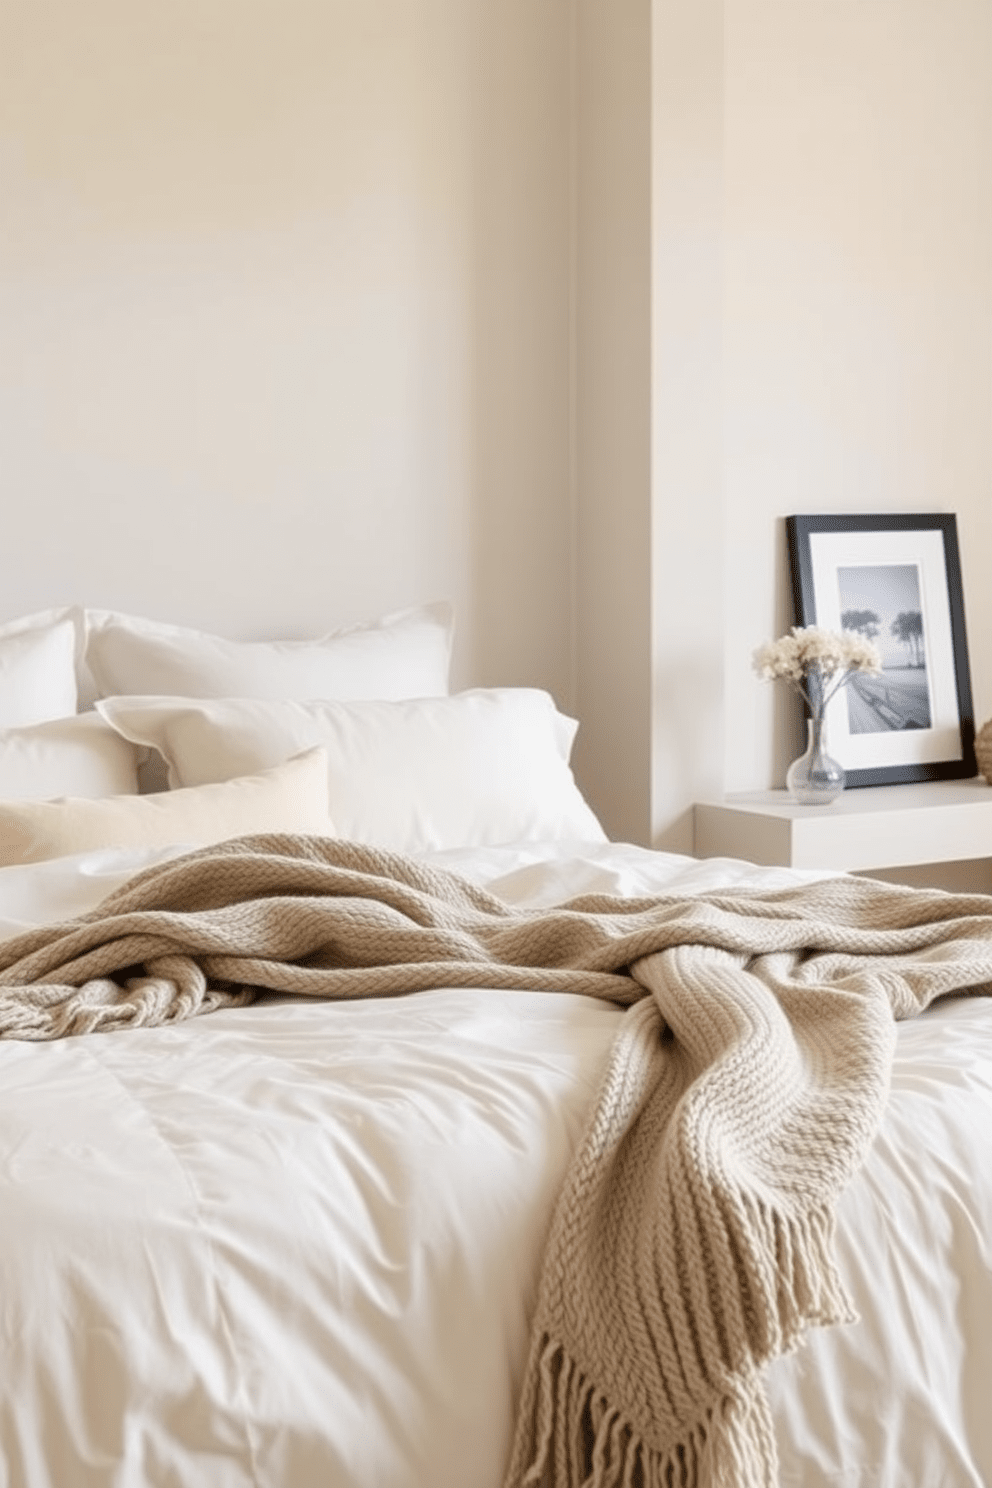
[2,834,992,1488]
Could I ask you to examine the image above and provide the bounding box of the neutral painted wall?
[570,0,653,849]
[0,0,574,698]
[649,0,725,849]
[3,1,990,848]
[574,0,991,844]
[723,0,992,792]
[570,0,727,854]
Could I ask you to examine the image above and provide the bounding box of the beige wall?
[569,0,726,854]
[0,0,574,698]
[2,1,990,846]
[575,0,991,843]
[570,0,653,849]
[649,0,725,849]
[724,0,992,792]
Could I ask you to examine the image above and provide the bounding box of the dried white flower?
[752,626,881,711]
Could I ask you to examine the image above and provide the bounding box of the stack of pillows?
[0,604,606,866]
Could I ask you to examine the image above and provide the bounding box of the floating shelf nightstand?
[693,778,992,874]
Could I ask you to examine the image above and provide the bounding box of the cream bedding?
[1,840,991,1488]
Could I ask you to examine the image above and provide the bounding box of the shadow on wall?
[463,3,573,704]
[651,651,725,853]
[773,687,809,790]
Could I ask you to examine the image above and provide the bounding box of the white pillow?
[0,748,334,867]
[0,611,80,727]
[96,689,607,854]
[0,714,139,802]
[84,602,453,702]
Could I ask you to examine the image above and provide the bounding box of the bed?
[1,604,991,1488]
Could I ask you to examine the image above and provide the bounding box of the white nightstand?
[694,778,992,881]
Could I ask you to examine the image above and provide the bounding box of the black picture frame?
[786,513,976,788]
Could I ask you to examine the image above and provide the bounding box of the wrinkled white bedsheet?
[1,840,990,1488]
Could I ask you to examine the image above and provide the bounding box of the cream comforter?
[2,834,991,1487]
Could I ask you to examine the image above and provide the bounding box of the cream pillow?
[0,612,80,727]
[84,602,453,703]
[0,714,139,802]
[97,689,608,854]
[0,748,334,866]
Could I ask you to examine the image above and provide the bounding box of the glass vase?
[786,712,845,805]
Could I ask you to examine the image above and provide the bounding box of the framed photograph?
[786,513,977,788]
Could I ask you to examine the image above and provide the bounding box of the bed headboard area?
[0,1,575,714]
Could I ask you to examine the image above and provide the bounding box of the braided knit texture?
[2,832,991,1487]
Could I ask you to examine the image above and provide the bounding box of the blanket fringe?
[504,1336,780,1488]
[736,1197,859,1356]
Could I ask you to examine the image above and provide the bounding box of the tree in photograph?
[840,609,881,641]
[891,610,925,667]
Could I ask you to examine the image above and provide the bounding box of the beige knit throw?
[2,833,992,1488]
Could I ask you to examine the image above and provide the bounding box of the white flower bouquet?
[753,626,884,803]
[752,626,882,714]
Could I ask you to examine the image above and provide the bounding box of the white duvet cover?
[1,840,990,1488]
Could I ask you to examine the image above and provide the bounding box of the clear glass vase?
[786,712,845,805]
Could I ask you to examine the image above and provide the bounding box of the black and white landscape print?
[837,563,933,733]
